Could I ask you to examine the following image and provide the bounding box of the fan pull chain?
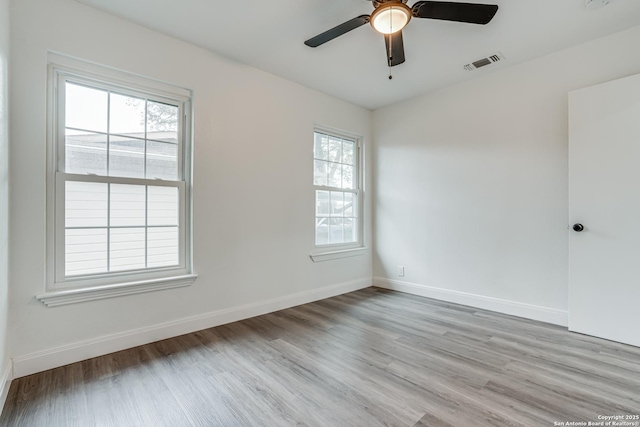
[388,34,393,79]
[389,6,393,80]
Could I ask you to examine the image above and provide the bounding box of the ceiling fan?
[304,1,499,67]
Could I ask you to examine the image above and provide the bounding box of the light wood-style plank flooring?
[2,288,639,426]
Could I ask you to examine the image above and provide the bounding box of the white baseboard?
[373,277,568,327]
[0,362,12,412]
[13,278,372,378]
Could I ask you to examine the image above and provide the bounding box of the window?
[313,130,361,249]
[41,60,195,305]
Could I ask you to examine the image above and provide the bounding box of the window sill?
[37,274,198,307]
[310,247,367,263]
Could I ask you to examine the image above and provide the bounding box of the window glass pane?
[342,165,355,189]
[344,218,356,243]
[329,218,344,244]
[110,184,145,227]
[147,131,178,144]
[148,186,178,226]
[342,141,355,165]
[65,228,108,276]
[327,163,342,188]
[316,190,329,216]
[313,131,359,246]
[109,136,145,178]
[343,192,355,217]
[65,130,107,175]
[146,141,178,180]
[328,137,342,163]
[59,76,190,282]
[147,101,178,144]
[315,218,329,246]
[65,83,108,133]
[330,192,344,217]
[66,181,107,227]
[314,133,329,160]
[110,228,146,272]
[109,93,145,137]
[148,227,179,268]
[313,160,328,186]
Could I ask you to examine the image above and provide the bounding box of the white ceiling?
[75,0,640,110]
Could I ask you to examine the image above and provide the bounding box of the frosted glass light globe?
[371,4,411,35]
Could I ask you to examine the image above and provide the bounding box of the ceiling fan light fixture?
[370,3,412,35]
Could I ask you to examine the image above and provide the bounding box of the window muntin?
[51,69,191,288]
[313,131,360,247]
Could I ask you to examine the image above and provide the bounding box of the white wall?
[0,0,12,403]
[373,25,640,326]
[10,0,372,376]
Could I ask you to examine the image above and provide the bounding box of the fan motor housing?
[372,0,409,9]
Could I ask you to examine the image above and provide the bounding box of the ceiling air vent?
[464,52,505,71]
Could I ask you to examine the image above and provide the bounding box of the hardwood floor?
[2,288,639,426]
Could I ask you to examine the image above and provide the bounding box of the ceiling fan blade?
[412,1,498,24]
[384,31,405,67]
[304,15,370,47]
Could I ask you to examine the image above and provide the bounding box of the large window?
[313,130,361,248]
[44,62,194,303]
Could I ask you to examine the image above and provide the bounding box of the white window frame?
[39,55,196,306]
[310,126,366,262]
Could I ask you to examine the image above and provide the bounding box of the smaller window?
[313,130,361,248]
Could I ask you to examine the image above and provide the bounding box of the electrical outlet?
[397,266,405,277]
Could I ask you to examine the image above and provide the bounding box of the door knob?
[572,223,584,232]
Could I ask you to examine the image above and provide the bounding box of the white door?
[568,73,640,347]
